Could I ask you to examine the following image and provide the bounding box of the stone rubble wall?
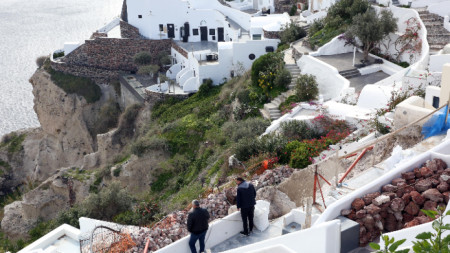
[120,20,140,39]
[129,166,294,252]
[341,158,450,246]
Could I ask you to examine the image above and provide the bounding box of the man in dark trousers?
[235,177,256,236]
[187,199,210,253]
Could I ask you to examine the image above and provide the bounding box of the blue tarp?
[421,105,450,139]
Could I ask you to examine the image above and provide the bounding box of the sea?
[0,0,123,137]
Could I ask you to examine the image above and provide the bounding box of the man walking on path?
[187,199,210,253]
[235,177,256,236]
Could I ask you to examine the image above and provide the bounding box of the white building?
[125,0,289,93]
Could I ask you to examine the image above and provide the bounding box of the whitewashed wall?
[297,55,350,100]
[430,54,450,72]
[222,220,341,253]
[127,0,235,41]
[308,0,338,12]
[310,35,354,56]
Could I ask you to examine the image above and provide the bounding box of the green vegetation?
[36,56,48,68]
[52,51,64,59]
[295,74,319,101]
[344,8,398,61]
[1,133,26,154]
[63,167,91,182]
[289,4,297,16]
[280,23,307,46]
[308,0,369,48]
[43,60,101,103]
[133,51,152,65]
[250,52,291,103]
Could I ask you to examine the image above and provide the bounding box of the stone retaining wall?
[120,20,140,39]
[264,30,281,39]
[342,158,450,246]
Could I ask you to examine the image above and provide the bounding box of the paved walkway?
[350,71,389,93]
[314,52,373,72]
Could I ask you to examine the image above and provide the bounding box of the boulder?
[423,200,437,211]
[382,184,397,192]
[356,209,367,219]
[402,171,415,180]
[443,191,450,204]
[256,186,296,219]
[404,201,420,216]
[415,179,432,192]
[363,192,380,205]
[390,198,405,212]
[391,178,406,186]
[437,182,448,193]
[422,189,444,202]
[420,167,433,178]
[373,195,390,206]
[365,204,381,215]
[410,191,425,205]
[352,198,365,211]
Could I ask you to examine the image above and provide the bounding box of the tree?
[295,74,319,101]
[138,64,160,77]
[280,23,307,45]
[345,8,398,61]
[133,51,152,65]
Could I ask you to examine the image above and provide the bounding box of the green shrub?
[280,140,303,163]
[222,118,270,142]
[82,182,133,221]
[280,120,319,141]
[131,136,168,157]
[251,52,283,87]
[151,172,174,192]
[289,4,297,16]
[276,43,290,53]
[280,23,307,45]
[138,64,160,77]
[258,133,289,156]
[274,68,292,89]
[295,74,319,101]
[53,51,64,59]
[112,104,143,144]
[1,133,26,154]
[36,56,48,68]
[290,142,319,168]
[234,137,260,161]
[113,166,122,177]
[398,61,410,68]
[133,51,152,65]
[46,67,101,103]
[198,79,214,96]
[95,100,121,134]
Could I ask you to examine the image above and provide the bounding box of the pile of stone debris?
[129,166,294,252]
[341,158,450,246]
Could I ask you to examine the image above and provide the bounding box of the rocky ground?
[342,158,450,246]
[127,166,294,252]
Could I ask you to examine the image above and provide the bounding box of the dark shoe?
[240,231,249,236]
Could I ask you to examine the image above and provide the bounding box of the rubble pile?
[341,158,450,246]
[130,166,294,252]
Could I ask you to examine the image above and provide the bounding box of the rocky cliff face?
[0,69,120,239]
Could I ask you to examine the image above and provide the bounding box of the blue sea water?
[0,0,122,137]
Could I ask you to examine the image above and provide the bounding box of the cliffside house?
[124,0,290,93]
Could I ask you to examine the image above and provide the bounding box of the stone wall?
[62,37,171,72]
[171,41,188,58]
[120,20,140,39]
[264,30,281,39]
[51,61,121,84]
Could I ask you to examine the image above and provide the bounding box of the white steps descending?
[339,68,361,79]
[262,63,300,121]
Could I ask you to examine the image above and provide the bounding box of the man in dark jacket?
[187,199,210,253]
[235,177,256,236]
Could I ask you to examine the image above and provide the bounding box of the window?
[252,34,262,40]
[159,24,163,31]
[138,15,142,18]
[249,54,255,60]
[265,46,274,52]
[193,29,199,35]
[209,29,215,35]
